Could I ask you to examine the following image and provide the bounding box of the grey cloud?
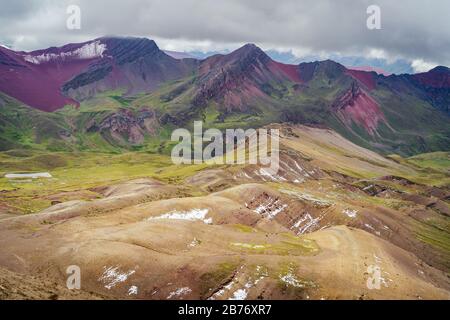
[0,0,39,19]
[0,0,449,66]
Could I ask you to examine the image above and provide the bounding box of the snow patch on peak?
[76,40,107,59]
[23,40,106,64]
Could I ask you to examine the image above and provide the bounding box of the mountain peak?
[212,42,272,70]
[194,43,301,109]
[231,43,267,58]
[199,42,271,75]
[297,59,346,82]
[92,36,162,66]
[98,36,159,53]
[238,43,259,51]
[320,59,346,70]
[97,35,158,46]
[412,64,450,90]
[428,65,450,74]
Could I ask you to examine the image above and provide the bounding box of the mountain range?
[1,36,449,156]
[164,49,414,74]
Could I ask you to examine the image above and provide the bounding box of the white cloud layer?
[411,59,438,73]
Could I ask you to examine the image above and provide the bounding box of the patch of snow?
[147,208,212,224]
[282,161,297,174]
[380,275,393,288]
[258,168,286,182]
[279,189,332,208]
[365,224,381,235]
[210,289,225,299]
[5,172,52,179]
[227,275,266,301]
[24,40,106,64]
[231,242,266,250]
[291,212,321,234]
[293,161,303,172]
[167,287,192,299]
[212,280,235,299]
[343,208,358,218]
[228,289,248,300]
[188,238,200,247]
[128,285,138,295]
[98,266,136,290]
[210,266,266,301]
[254,170,267,182]
[280,272,304,288]
[253,198,287,219]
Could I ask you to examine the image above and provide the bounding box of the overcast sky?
[1,0,449,72]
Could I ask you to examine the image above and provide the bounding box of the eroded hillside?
[0,124,449,299]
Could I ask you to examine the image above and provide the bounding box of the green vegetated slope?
[0,149,212,214]
[0,91,165,153]
[1,61,450,158]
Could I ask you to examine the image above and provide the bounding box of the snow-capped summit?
[23,40,107,64]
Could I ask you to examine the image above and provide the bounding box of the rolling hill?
[0,123,449,299]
